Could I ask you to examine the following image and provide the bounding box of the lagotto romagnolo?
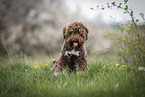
[49,21,89,73]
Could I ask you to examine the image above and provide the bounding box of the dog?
[49,21,89,73]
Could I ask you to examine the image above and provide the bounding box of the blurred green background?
[0,0,144,65]
[0,1,145,97]
[0,0,118,55]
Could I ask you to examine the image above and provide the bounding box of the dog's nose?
[74,37,77,40]
[74,31,78,34]
[73,37,79,42]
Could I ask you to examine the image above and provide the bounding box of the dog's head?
[63,21,89,50]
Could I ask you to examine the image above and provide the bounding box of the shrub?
[94,0,145,66]
[106,23,145,66]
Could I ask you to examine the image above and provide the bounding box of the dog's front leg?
[75,59,88,72]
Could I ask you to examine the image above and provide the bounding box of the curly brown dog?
[49,21,89,73]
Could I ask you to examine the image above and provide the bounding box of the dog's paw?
[53,59,56,64]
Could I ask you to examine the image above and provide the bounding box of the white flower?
[138,67,145,71]
[116,83,119,88]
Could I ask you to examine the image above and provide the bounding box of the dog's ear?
[63,26,66,39]
[85,26,89,40]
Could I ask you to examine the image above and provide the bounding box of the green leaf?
[90,8,94,10]
[117,6,121,9]
[102,8,105,10]
[125,5,128,10]
[112,2,116,6]
[136,19,139,22]
[124,0,128,4]
[97,5,99,8]
[131,10,133,17]
[119,3,122,6]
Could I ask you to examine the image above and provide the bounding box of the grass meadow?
[0,54,145,97]
[0,0,144,97]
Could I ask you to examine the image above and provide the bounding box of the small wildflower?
[138,67,145,71]
[103,65,106,68]
[106,64,109,65]
[115,64,119,67]
[63,82,67,87]
[116,83,119,88]
[119,65,127,69]
[34,66,40,69]
[45,64,48,66]
[25,70,27,71]
[124,65,127,67]
[34,66,38,69]
[120,65,124,68]
[110,66,113,69]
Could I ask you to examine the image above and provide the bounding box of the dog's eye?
[68,31,73,36]
[70,31,74,34]
[69,29,74,33]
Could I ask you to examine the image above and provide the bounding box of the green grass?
[0,56,145,97]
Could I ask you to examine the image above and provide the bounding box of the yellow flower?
[45,64,48,66]
[121,65,124,67]
[119,65,127,69]
[124,65,127,67]
[34,66,40,69]
[115,64,119,66]
[106,64,109,65]
[120,65,124,68]
[34,66,38,69]
[110,66,113,69]
[63,82,67,87]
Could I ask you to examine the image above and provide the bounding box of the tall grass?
[0,56,145,97]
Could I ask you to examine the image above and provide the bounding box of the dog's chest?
[64,50,80,63]
[65,50,80,57]
[63,50,80,66]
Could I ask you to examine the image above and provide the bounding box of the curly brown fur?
[49,21,89,73]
